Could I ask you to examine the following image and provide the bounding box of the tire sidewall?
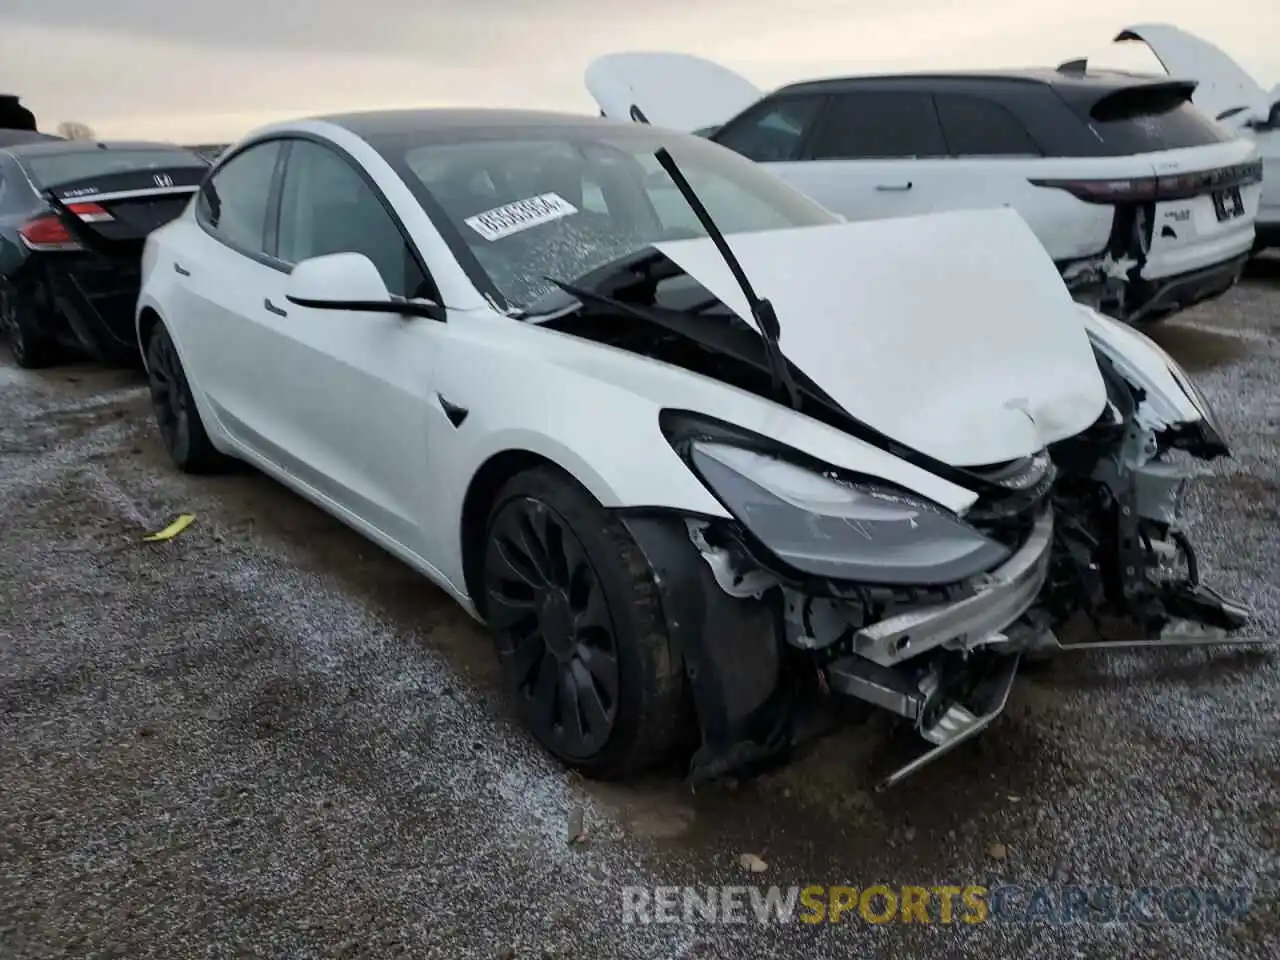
[145,324,194,466]
[484,468,681,776]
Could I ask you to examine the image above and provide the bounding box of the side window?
[276,139,429,299]
[713,96,825,163]
[808,92,947,160]
[197,140,282,254]
[935,94,1042,156]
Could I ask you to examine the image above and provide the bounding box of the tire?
[0,285,58,369]
[144,322,232,474]
[482,466,688,778]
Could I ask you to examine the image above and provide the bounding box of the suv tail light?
[1029,177,1159,204]
[1032,161,1263,205]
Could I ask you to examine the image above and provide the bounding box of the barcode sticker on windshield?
[464,192,579,241]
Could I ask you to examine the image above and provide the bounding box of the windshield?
[24,148,208,188]
[378,124,837,310]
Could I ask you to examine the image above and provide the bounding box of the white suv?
[1115,23,1279,254]
[588,53,1264,324]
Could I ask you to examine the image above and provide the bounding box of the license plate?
[1212,187,1244,222]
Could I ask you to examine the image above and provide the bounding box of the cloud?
[3,0,1275,141]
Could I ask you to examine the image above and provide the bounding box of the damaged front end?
[624,343,1256,790]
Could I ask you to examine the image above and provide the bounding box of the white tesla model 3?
[135,109,1256,788]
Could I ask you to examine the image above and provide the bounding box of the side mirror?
[284,252,445,321]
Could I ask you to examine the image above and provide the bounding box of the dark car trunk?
[46,164,206,252]
[30,162,205,362]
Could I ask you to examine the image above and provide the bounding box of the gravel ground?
[1,260,1278,959]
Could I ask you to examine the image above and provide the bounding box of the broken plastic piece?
[142,513,196,542]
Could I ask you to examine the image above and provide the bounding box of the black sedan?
[0,140,209,368]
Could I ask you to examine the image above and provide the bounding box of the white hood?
[652,209,1108,467]
[585,52,763,133]
[1114,24,1273,128]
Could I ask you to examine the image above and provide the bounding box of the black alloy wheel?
[484,494,622,760]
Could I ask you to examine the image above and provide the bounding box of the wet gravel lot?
[1,260,1278,959]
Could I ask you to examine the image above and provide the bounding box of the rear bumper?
[1126,253,1248,324]
[45,255,143,361]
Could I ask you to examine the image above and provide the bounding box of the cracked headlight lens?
[690,442,1012,586]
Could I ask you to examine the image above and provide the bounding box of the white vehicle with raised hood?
[136,109,1259,790]
[1115,23,1280,252]
[587,51,1264,324]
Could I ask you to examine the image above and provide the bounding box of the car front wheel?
[482,467,688,778]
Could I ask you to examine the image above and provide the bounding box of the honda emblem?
[153,173,174,188]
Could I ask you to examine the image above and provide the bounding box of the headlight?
[689,442,1012,586]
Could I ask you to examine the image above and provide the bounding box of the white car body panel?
[1115,24,1280,236]
[1114,23,1272,127]
[586,51,1261,286]
[586,52,762,133]
[135,118,1208,613]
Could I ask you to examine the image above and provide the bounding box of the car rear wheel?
[145,322,232,474]
[0,286,58,369]
[482,467,687,778]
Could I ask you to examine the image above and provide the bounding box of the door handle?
[875,182,913,192]
[173,262,191,276]
[263,298,287,318]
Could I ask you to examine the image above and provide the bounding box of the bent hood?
[652,209,1108,468]
[586,52,763,133]
[1114,24,1273,127]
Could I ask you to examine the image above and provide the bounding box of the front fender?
[1076,305,1225,452]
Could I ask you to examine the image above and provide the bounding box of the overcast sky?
[1,0,1274,142]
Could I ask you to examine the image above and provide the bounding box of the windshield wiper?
[651,147,801,410]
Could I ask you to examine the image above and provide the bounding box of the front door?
[263,137,444,557]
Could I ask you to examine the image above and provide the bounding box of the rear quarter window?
[934,94,1042,156]
[1084,88,1233,154]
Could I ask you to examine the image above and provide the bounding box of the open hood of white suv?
[650,208,1108,467]
[1115,23,1274,128]
[585,52,763,133]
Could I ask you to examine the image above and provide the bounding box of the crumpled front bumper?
[842,509,1055,671]
[820,511,1053,789]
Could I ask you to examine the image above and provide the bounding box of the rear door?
[165,138,292,449]
[742,89,951,221]
[266,136,441,555]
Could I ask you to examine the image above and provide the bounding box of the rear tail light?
[1030,177,1159,204]
[17,215,81,251]
[66,202,114,223]
[1032,161,1264,205]
[16,203,115,252]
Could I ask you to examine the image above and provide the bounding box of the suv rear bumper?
[1127,254,1248,324]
